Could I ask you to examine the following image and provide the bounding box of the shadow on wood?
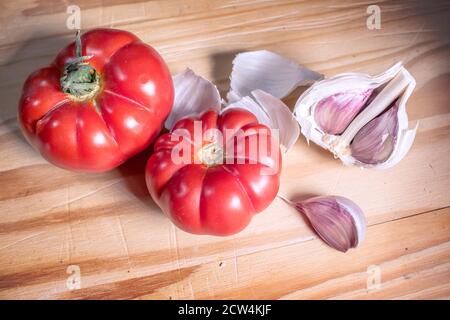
[116,142,162,214]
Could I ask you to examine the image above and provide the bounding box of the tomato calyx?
[197,140,224,166]
[60,30,100,101]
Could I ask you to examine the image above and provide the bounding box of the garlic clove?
[334,69,411,150]
[350,105,399,164]
[339,68,417,168]
[165,68,221,130]
[278,195,366,252]
[365,70,418,169]
[314,89,373,135]
[375,124,417,169]
[227,50,323,103]
[296,196,366,252]
[223,89,300,151]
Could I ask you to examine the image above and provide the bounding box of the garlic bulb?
[294,63,417,169]
[279,195,366,252]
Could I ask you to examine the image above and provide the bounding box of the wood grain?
[0,0,449,299]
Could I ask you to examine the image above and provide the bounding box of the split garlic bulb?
[294,63,417,169]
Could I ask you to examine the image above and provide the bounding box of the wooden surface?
[0,0,449,300]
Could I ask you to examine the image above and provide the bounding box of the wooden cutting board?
[0,0,449,299]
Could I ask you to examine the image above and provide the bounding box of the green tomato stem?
[60,30,100,101]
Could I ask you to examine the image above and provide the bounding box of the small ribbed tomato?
[145,109,282,236]
[18,28,173,172]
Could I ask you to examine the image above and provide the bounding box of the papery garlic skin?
[224,90,300,150]
[296,196,366,252]
[169,67,301,151]
[350,105,398,164]
[165,68,221,130]
[227,50,323,103]
[314,89,373,135]
[166,50,323,151]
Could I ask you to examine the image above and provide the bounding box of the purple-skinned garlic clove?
[350,104,399,164]
[314,89,373,135]
[280,195,366,252]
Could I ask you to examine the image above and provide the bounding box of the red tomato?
[145,109,281,236]
[18,28,173,172]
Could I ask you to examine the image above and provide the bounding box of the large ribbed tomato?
[18,28,173,172]
[145,109,281,236]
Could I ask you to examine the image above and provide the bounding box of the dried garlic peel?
[165,68,222,130]
[166,51,322,151]
[227,50,323,103]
